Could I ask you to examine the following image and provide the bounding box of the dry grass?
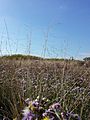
[0,56,90,119]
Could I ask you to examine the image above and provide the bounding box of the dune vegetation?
[0,55,90,119]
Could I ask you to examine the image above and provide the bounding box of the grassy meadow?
[0,55,90,119]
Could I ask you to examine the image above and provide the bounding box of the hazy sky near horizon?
[0,0,90,59]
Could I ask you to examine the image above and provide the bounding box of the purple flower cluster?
[22,97,80,120]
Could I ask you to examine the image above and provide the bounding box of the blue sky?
[0,0,90,59]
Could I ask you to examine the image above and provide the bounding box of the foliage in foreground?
[20,96,80,120]
[0,58,90,119]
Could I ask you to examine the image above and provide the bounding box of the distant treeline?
[0,54,72,61]
[0,54,90,61]
[0,54,42,60]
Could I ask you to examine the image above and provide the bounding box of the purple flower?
[43,109,60,120]
[49,103,61,111]
[22,108,35,120]
[61,112,69,120]
[32,101,39,108]
[61,112,81,120]
[68,113,81,120]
